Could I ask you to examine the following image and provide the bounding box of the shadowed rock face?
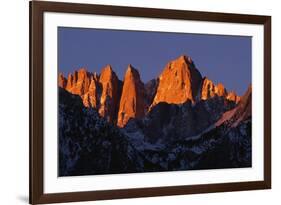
[151,55,202,107]
[144,78,159,107]
[216,85,252,128]
[117,65,146,128]
[125,95,236,144]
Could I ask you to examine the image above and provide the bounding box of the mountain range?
[59,55,241,127]
[58,55,251,176]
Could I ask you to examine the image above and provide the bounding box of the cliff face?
[117,65,146,127]
[62,68,98,108]
[82,77,98,108]
[144,79,159,106]
[59,66,121,123]
[201,77,240,103]
[65,68,91,96]
[151,55,202,107]
[201,77,216,100]
[98,65,121,123]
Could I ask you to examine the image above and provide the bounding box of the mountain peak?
[64,68,91,96]
[58,55,244,127]
[125,64,141,79]
[201,77,216,100]
[77,67,88,73]
[118,65,145,127]
[58,73,67,88]
[99,65,118,84]
[201,78,239,102]
[177,54,193,64]
[99,65,120,122]
[128,63,133,69]
[152,55,202,106]
[100,64,113,75]
[127,63,135,72]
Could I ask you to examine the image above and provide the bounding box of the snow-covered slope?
[59,88,148,176]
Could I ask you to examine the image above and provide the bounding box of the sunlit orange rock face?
[58,54,242,127]
[201,78,240,103]
[98,65,120,123]
[215,83,227,97]
[63,68,98,109]
[201,77,216,100]
[117,65,146,127]
[152,55,202,107]
[65,68,91,96]
[226,91,240,103]
[58,73,67,89]
[82,77,98,108]
[59,66,121,123]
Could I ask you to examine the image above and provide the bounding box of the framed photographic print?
[30,0,271,204]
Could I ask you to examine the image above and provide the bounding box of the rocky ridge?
[59,55,240,128]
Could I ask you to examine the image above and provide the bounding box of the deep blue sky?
[58,27,251,95]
